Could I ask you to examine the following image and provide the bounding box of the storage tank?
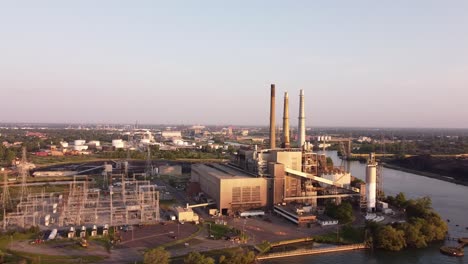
[74,145,89,151]
[366,163,377,212]
[112,139,124,149]
[74,140,86,146]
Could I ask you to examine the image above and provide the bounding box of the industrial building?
[190,84,372,226]
[191,163,268,215]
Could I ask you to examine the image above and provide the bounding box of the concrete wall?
[191,164,267,214]
[273,151,302,171]
[269,162,285,206]
[219,177,268,213]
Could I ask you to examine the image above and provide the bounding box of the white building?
[317,216,338,227]
[162,131,182,139]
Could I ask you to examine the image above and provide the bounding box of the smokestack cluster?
[269,84,276,149]
[298,89,306,148]
[282,92,290,148]
[269,85,307,149]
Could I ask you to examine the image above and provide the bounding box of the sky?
[0,1,467,128]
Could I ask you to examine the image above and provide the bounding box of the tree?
[221,250,256,264]
[406,197,432,218]
[144,247,170,264]
[394,192,407,208]
[375,226,406,251]
[399,222,427,248]
[184,252,215,264]
[325,202,355,224]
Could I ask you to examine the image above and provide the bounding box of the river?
[264,151,468,264]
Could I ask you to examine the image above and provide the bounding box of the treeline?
[143,247,256,264]
[368,193,448,251]
[0,145,19,166]
[353,138,468,155]
[98,147,227,161]
[390,155,468,184]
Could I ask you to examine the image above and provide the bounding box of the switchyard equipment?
[2,172,160,230]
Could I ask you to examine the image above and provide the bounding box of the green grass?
[208,223,235,240]
[8,250,106,264]
[313,225,365,245]
[159,224,204,249]
[0,232,107,263]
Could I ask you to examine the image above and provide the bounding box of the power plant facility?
[190,84,380,225]
[1,84,382,232]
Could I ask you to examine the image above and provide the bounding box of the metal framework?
[3,175,160,230]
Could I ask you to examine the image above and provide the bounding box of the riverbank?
[257,243,368,260]
[383,163,468,187]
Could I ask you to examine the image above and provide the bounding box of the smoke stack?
[298,89,306,148]
[282,92,290,148]
[366,153,377,212]
[270,84,276,149]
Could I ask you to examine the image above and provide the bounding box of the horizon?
[1,1,467,128]
[2,121,468,131]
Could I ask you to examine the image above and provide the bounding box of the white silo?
[112,139,124,149]
[74,140,86,146]
[366,153,377,212]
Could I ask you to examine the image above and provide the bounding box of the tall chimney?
[269,84,276,149]
[298,89,306,148]
[282,92,290,148]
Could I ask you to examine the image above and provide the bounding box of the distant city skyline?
[1,1,467,128]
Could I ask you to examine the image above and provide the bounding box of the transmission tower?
[145,146,152,180]
[19,147,29,204]
[2,170,12,229]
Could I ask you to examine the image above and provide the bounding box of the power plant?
[189,84,379,226]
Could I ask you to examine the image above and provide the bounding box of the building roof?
[175,207,193,213]
[193,163,255,179]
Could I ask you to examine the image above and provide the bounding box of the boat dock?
[440,237,467,257]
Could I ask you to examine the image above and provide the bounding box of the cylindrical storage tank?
[74,140,86,146]
[74,145,89,151]
[366,165,377,212]
[112,139,124,149]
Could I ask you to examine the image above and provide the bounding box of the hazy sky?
[1,1,467,128]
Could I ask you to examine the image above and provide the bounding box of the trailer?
[240,210,265,218]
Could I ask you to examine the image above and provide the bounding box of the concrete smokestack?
[282,92,290,148]
[298,89,306,148]
[366,153,377,212]
[269,84,276,149]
